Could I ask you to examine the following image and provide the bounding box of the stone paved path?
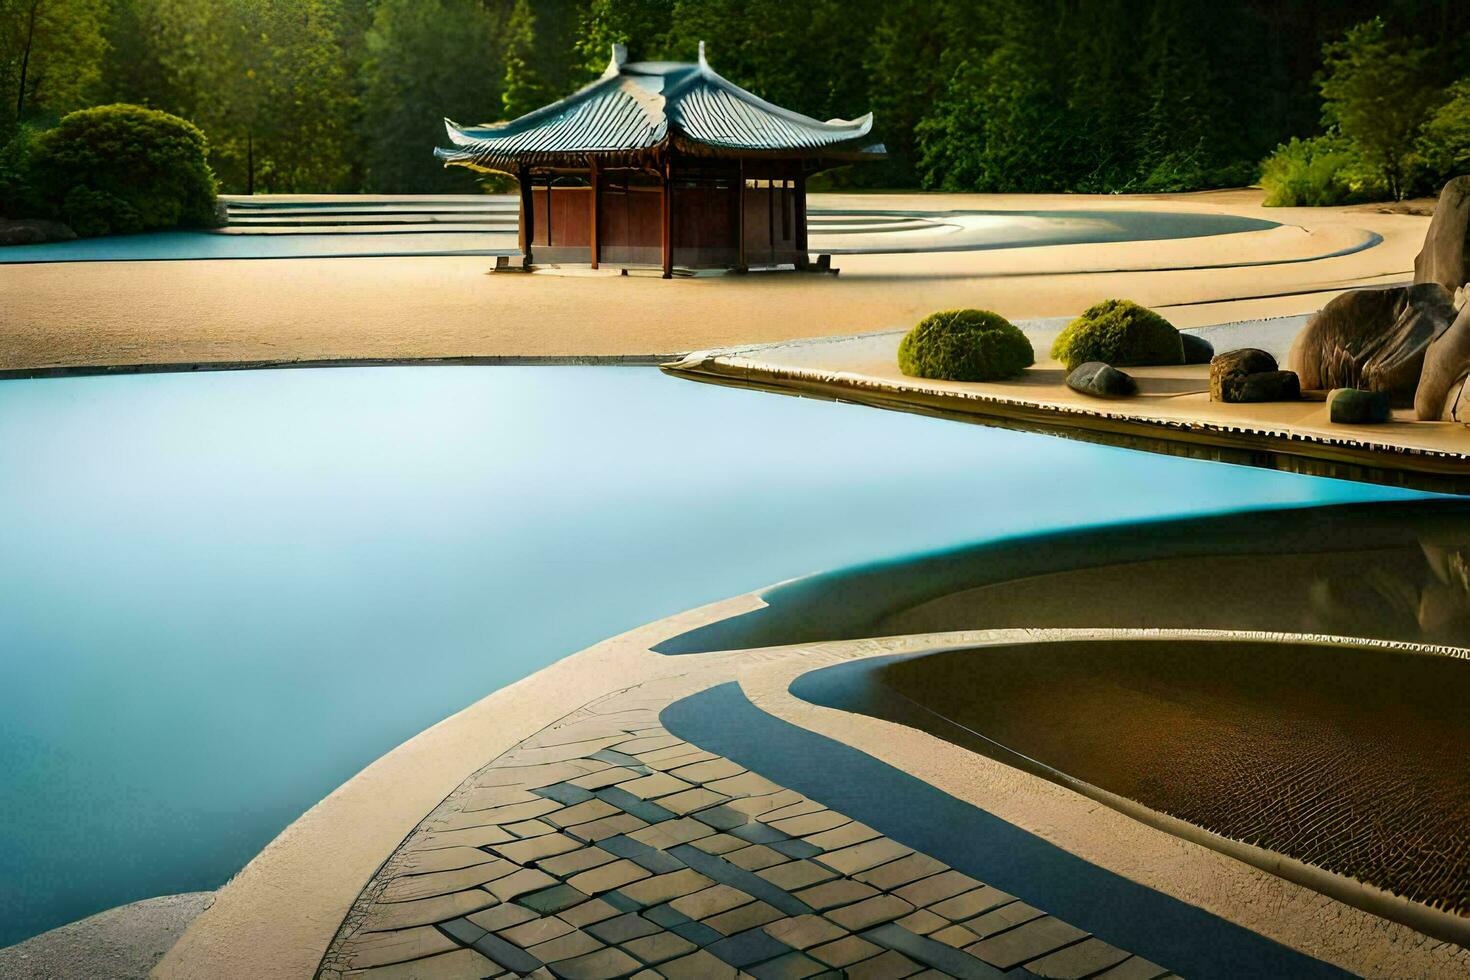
[317,684,1175,979]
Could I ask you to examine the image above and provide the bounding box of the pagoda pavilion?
[434,43,885,277]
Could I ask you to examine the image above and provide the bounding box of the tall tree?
[0,0,108,129]
[576,0,671,73]
[501,0,585,119]
[1319,17,1439,200]
[361,0,508,192]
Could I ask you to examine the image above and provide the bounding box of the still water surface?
[0,366,1425,946]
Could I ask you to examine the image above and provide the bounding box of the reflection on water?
[657,500,1470,655]
[1310,540,1470,642]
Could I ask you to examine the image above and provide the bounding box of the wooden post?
[795,168,808,269]
[661,157,673,279]
[589,159,600,269]
[735,161,746,272]
[518,167,534,267]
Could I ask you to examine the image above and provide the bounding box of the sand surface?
[867,639,1470,915]
[0,189,1430,375]
[0,892,212,980]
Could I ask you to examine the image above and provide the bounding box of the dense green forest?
[2,0,1468,200]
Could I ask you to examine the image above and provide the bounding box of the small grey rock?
[1329,387,1391,424]
[1235,370,1301,403]
[1181,333,1214,365]
[1210,348,1277,401]
[1066,361,1137,397]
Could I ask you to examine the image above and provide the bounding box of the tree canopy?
[1,0,1468,198]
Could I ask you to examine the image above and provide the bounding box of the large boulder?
[1415,304,1470,420]
[1415,177,1470,293]
[1286,283,1458,406]
[1210,348,1277,401]
[1066,361,1137,398]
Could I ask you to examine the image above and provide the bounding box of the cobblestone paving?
[317,686,1178,979]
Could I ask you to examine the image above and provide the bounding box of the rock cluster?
[1288,178,1470,421]
[1210,348,1299,403]
[1066,361,1137,398]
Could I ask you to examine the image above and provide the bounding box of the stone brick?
[537,846,616,877]
[706,771,784,799]
[757,860,838,891]
[768,810,848,837]
[545,947,642,979]
[845,948,921,979]
[491,832,582,865]
[543,799,619,828]
[657,948,743,978]
[810,934,884,967]
[498,915,573,948]
[927,886,1013,922]
[559,897,622,927]
[338,926,460,971]
[762,914,848,950]
[703,899,783,936]
[892,908,947,936]
[378,861,517,903]
[818,838,912,876]
[854,854,948,891]
[794,878,880,911]
[966,916,1087,970]
[725,845,786,871]
[466,903,538,932]
[1026,937,1132,978]
[804,822,881,852]
[359,889,498,933]
[658,787,731,815]
[669,883,754,920]
[893,870,981,909]
[484,867,558,902]
[524,928,603,963]
[618,772,696,800]
[824,895,914,931]
[564,813,647,843]
[623,931,697,965]
[963,901,1043,940]
[668,758,746,783]
[567,859,651,895]
[618,869,714,906]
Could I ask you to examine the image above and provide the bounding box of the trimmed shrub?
[30,104,218,237]
[1051,299,1183,371]
[1259,135,1385,207]
[898,309,1034,382]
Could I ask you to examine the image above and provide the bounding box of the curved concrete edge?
[150,593,764,980]
[154,589,1469,979]
[662,326,1470,495]
[0,892,213,980]
[733,626,1470,977]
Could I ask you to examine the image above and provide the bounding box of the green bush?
[30,104,218,237]
[1259,135,1385,207]
[0,125,41,218]
[897,309,1034,382]
[1050,299,1183,371]
[1420,82,1470,184]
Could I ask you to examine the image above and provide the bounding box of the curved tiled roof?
[435,43,884,173]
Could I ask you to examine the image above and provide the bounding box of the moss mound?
[1050,299,1184,371]
[30,104,218,238]
[898,309,1034,382]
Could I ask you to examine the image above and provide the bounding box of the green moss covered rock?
[1050,299,1184,371]
[897,309,1034,382]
